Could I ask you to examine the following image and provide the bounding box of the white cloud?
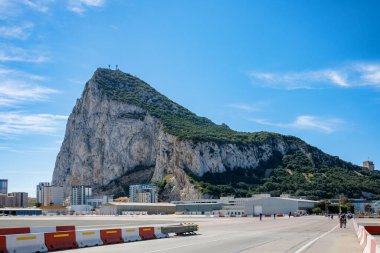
[68,0,106,14]
[0,44,49,63]
[0,0,54,19]
[0,66,57,106]
[356,63,380,85]
[227,103,259,112]
[0,23,34,40]
[0,112,68,138]
[22,0,53,13]
[249,62,380,89]
[250,115,344,134]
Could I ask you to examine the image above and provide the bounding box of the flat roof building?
[172,196,317,215]
[71,185,92,205]
[100,202,176,215]
[36,183,64,206]
[363,161,375,170]
[8,192,28,208]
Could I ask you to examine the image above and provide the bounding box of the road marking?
[294,224,339,253]
[144,237,227,253]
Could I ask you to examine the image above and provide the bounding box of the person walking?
[273,213,276,219]
[340,213,347,228]
[259,213,262,221]
[289,212,292,218]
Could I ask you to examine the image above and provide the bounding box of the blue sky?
[0,0,379,197]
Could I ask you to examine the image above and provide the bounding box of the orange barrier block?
[44,231,78,251]
[219,214,225,217]
[253,215,259,217]
[139,227,156,240]
[230,214,236,217]
[242,214,248,217]
[0,228,30,236]
[56,226,75,232]
[0,236,8,253]
[277,214,284,217]
[100,229,123,245]
[264,215,271,218]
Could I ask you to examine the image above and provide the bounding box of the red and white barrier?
[121,227,141,242]
[0,224,173,252]
[0,227,30,236]
[0,226,76,236]
[76,229,103,248]
[0,236,7,253]
[5,233,47,253]
[100,229,123,245]
[44,231,78,251]
[139,227,156,240]
[154,227,169,239]
[353,220,380,253]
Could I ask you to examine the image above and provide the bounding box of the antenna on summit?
[108,64,110,69]
[116,64,118,70]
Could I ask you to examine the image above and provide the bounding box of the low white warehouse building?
[242,197,317,215]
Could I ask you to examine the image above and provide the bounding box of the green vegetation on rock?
[92,68,301,144]
[186,151,380,200]
[92,68,380,200]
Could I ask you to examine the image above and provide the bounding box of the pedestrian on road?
[273,213,276,219]
[340,213,347,228]
[259,213,262,221]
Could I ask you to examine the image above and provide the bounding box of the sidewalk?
[305,220,362,253]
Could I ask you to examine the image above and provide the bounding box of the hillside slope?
[52,68,380,201]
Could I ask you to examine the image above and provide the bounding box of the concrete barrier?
[5,233,47,253]
[121,228,141,242]
[0,236,7,253]
[154,227,169,239]
[354,220,380,253]
[76,229,103,248]
[365,226,380,235]
[0,228,30,236]
[100,229,123,245]
[44,231,78,251]
[139,227,156,240]
[360,229,368,248]
[363,233,378,253]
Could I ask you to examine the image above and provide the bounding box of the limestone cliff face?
[52,69,312,201]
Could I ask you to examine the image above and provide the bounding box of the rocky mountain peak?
[52,68,379,201]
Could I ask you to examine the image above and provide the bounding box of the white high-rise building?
[71,186,92,205]
[129,184,158,203]
[36,182,50,205]
[36,183,64,206]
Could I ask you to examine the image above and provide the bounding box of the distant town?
[0,161,377,217]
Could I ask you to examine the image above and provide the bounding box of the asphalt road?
[0,215,362,253]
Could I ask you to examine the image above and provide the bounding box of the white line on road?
[143,237,227,253]
[294,224,339,253]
